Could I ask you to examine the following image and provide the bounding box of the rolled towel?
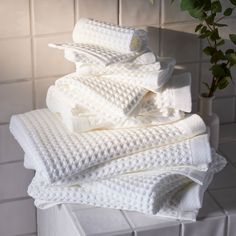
[72,18,148,53]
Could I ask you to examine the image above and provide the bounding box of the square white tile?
[0,81,33,123]
[0,199,36,236]
[120,0,160,26]
[0,0,30,38]
[34,34,75,78]
[78,0,118,24]
[160,23,200,63]
[32,0,75,35]
[0,162,34,201]
[0,124,24,163]
[35,77,59,109]
[0,38,32,81]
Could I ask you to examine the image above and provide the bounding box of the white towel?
[46,85,185,133]
[10,109,206,184]
[72,18,148,53]
[74,57,176,92]
[49,43,147,66]
[24,134,211,186]
[26,151,226,220]
[46,73,191,132]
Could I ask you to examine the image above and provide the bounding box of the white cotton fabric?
[49,43,147,66]
[72,18,148,53]
[46,72,191,132]
[26,151,226,221]
[10,109,207,184]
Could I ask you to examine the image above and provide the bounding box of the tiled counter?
[37,124,236,236]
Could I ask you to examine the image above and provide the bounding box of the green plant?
[148,0,236,96]
[170,0,236,97]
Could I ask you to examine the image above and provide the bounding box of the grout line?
[11,232,37,236]
[74,0,77,24]
[29,0,36,110]
[0,78,32,85]
[118,0,121,25]
[0,196,32,205]
[0,122,9,126]
[0,35,31,41]
[33,31,73,38]
[0,159,23,166]
[117,0,120,25]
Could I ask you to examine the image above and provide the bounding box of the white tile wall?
[0,1,235,236]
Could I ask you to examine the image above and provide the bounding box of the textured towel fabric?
[24,133,211,186]
[74,57,176,92]
[26,151,226,220]
[55,73,148,122]
[47,85,185,132]
[49,43,146,66]
[46,72,191,132]
[10,109,206,184]
[72,18,148,53]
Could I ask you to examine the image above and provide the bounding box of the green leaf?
[227,53,236,66]
[200,26,207,33]
[218,77,229,89]
[188,7,204,19]
[229,0,236,6]
[180,0,202,10]
[149,0,154,5]
[210,28,220,41]
[195,23,203,32]
[211,64,225,77]
[229,34,236,45]
[224,7,233,16]
[216,39,225,46]
[226,49,234,54]
[211,50,226,63]
[203,46,216,55]
[205,14,216,25]
[211,1,222,13]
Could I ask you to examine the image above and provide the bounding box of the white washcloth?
[10,109,206,184]
[72,18,148,53]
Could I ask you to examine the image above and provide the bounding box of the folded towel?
[74,57,175,92]
[139,72,192,113]
[46,86,184,133]
[54,73,148,123]
[49,43,147,66]
[24,134,211,185]
[26,151,226,220]
[46,72,191,132]
[72,18,148,53]
[10,109,206,184]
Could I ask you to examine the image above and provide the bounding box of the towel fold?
[10,109,206,184]
[26,151,226,220]
[72,18,148,53]
[46,72,191,132]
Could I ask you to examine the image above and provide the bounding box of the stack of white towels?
[10,18,226,221]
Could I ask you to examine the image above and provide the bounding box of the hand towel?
[46,84,185,133]
[10,109,206,184]
[49,43,147,66]
[72,18,148,53]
